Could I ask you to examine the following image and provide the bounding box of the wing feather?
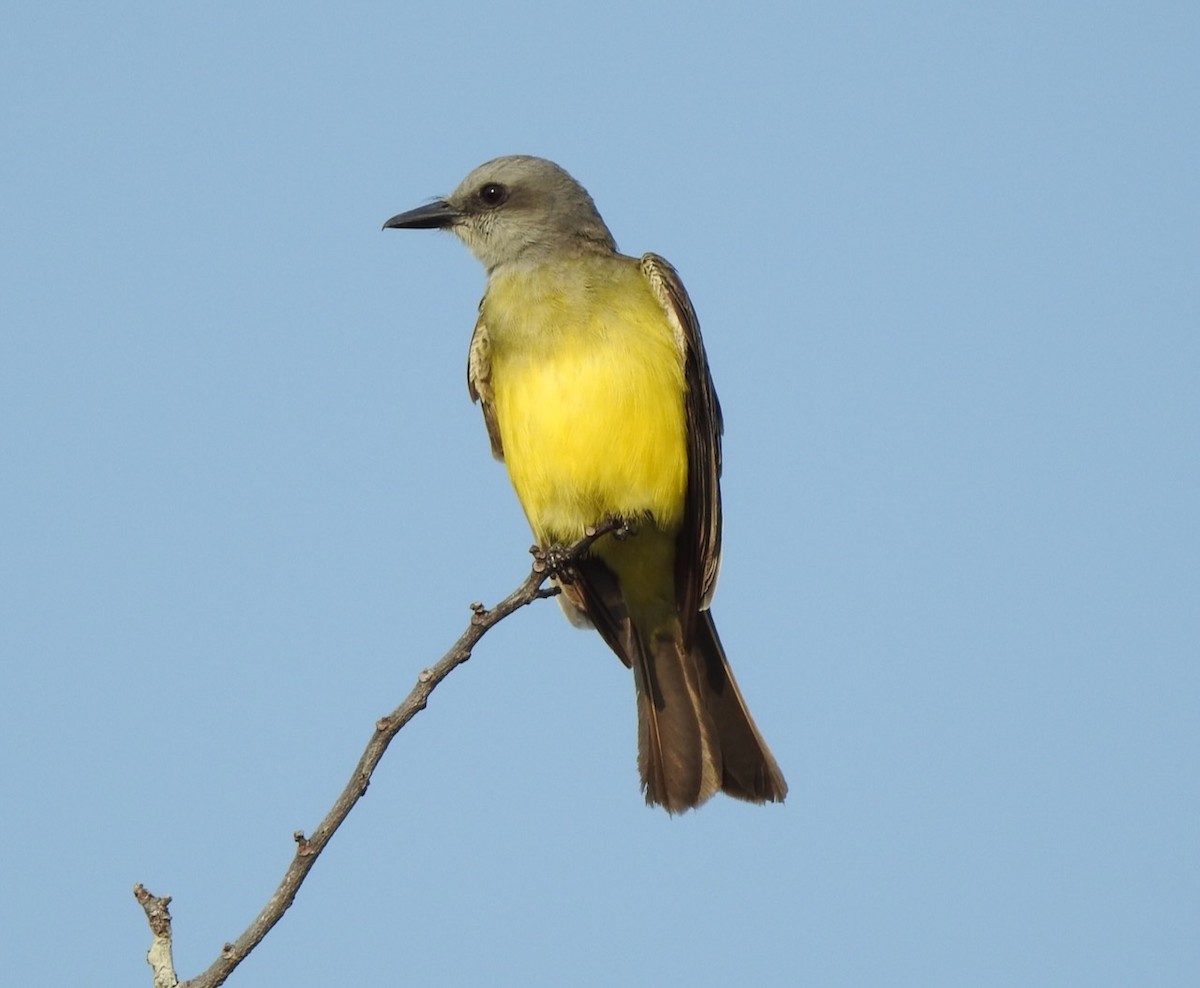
[467,313,504,461]
[640,254,724,638]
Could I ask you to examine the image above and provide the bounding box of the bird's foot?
[530,542,574,578]
[529,517,636,579]
[585,514,638,541]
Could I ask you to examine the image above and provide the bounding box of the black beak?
[382,199,459,231]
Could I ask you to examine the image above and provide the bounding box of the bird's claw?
[531,542,574,577]
[586,515,637,541]
[531,516,638,578]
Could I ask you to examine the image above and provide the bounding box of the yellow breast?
[481,256,688,543]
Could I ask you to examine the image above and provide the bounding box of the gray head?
[383,155,618,273]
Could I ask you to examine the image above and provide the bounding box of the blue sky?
[2,3,1197,985]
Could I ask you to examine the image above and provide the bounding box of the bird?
[384,155,786,812]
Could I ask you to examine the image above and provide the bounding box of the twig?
[134,884,178,988]
[135,522,619,988]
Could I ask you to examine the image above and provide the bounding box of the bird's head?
[384,155,617,273]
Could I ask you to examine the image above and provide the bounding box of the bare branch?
[136,522,619,988]
[134,885,178,988]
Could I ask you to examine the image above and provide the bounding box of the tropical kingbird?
[384,156,786,812]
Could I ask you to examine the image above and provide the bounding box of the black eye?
[478,183,508,207]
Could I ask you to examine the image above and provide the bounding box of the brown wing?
[640,254,724,637]
[467,311,504,460]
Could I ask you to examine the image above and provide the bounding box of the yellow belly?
[482,257,688,544]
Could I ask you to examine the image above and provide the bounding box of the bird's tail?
[570,555,788,813]
[633,609,788,812]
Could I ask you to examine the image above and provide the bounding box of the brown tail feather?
[569,556,788,812]
[693,611,788,804]
[632,616,723,812]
